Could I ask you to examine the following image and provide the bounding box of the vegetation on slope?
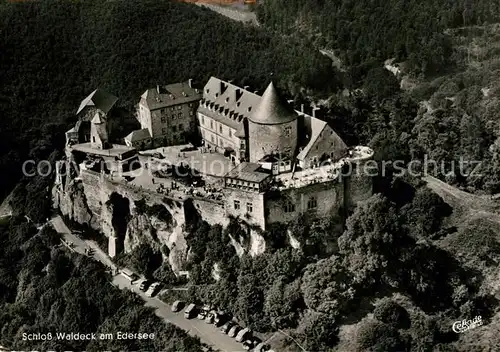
[0,218,202,351]
[0,0,337,206]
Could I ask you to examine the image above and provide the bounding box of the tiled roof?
[125,128,151,142]
[249,82,297,125]
[225,162,271,183]
[199,77,260,130]
[77,89,118,115]
[297,115,328,160]
[141,81,201,110]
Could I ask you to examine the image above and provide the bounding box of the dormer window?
[247,106,252,112]
[225,97,229,103]
[237,102,241,107]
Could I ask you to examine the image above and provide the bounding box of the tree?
[296,310,339,351]
[373,298,411,329]
[301,255,355,316]
[356,320,406,352]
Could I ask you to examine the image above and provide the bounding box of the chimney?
[301,103,304,113]
[287,99,294,105]
[156,85,160,94]
[244,85,250,91]
[312,107,320,118]
[188,78,193,88]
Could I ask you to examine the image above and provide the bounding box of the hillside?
[0,0,337,204]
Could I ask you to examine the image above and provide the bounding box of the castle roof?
[125,128,151,143]
[77,89,118,115]
[140,81,201,111]
[225,162,271,183]
[249,82,297,125]
[199,77,260,130]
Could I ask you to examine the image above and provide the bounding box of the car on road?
[184,303,197,319]
[138,280,152,291]
[214,310,230,327]
[247,337,262,350]
[145,282,161,297]
[171,300,185,312]
[220,321,235,334]
[236,327,251,342]
[205,310,216,324]
[197,305,211,320]
[228,325,241,338]
[254,341,271,352]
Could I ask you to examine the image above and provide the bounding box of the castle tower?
[90,111,110,149]
[247,82,298,163]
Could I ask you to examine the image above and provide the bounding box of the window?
[229,129,232,137]
[246,202,253,213]
[220,139,224,147]
[211,135,214,143]
[284,126,292,137]
[178,106,182,110]
[307,196,317,210]
[234,200,240,210]
[173,125,177,132]
[219,125,223,133]
[284,201,295,213]
[202,130,205,137]
[178,113,183,118]
[210,121,214,129]
[189,103,193,107]
[201,116,205,124]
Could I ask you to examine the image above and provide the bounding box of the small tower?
[90,111,110,149]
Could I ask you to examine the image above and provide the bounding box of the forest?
[0,218,203,351]
[2,0,500,351]
[0,0,337,204]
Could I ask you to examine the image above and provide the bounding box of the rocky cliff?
[51,160,268,274]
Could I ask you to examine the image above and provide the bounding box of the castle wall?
[191,198,229,227]
[299,125,347,169]
[248,120,298,162]
[344,160,374,208]
[266,178,345,224]
[223,188,266,229]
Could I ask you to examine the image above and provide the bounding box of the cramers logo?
[452,315,483,333]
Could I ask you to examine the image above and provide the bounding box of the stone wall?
[266,178,345,224]
[299,125,347,169]
[248,119,298,162]
[223,188,266,229]
[343,160,374,208]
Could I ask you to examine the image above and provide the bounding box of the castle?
[61,77,373,244]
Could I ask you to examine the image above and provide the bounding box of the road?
[50,216,245,352]
[113,275,245,352]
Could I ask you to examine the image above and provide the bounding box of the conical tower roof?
[249,82,297,125]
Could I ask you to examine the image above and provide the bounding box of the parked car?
[214,311,229,326]
[197,305,211,319]
[205,310,217,323]
[243,340,253,350]
[171,300,185,312]
[254,341,270,352]
[145,282,161,297]
[236,327,251,342]
[138,279,152,291]
[228,325,241,338]
[220,321,235,334]
[184,303,197,319]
